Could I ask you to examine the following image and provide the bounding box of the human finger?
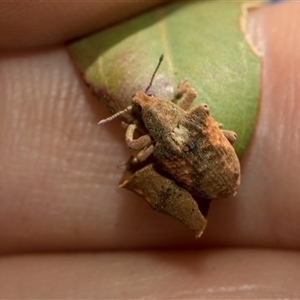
[1,248,300,298]
[0,1,300,253]
[0,1,170,50]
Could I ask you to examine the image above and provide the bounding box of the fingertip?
[0,1,170,50]
[238,1,300,246]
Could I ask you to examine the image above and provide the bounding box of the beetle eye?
[135,103,143,112]
[147,93,155,97]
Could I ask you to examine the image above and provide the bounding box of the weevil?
[99,54,240,200]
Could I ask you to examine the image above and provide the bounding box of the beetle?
[99,55,240,200]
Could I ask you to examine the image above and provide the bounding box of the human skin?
[0,1,300,299]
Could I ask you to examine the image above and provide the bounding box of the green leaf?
[69,1,260,157]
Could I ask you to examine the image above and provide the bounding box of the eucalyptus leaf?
[69,1,260,157]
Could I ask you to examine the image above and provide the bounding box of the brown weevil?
[100,55,241,201]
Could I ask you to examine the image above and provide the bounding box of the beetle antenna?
[144,54,164,93]
[98,55,163,125]
[98,106,132,125]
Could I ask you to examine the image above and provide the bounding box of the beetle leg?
[173,80,198,110]
[178,87,198,110]
[173,79,190,98]
[132,144,155,163]
[125,124,152,151]
[221,130,237,144]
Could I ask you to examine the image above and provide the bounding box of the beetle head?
[132,91,159,114]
